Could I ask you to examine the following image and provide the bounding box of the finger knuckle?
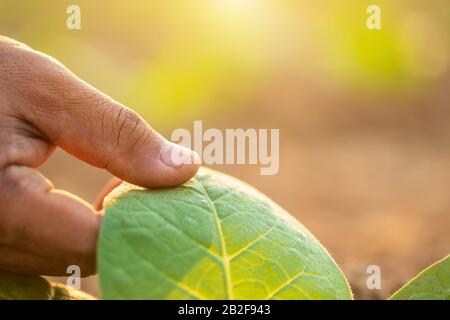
[113,106,149,150]
[0,143,16,170]
[0,165,33,193]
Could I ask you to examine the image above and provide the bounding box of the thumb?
[9,42,199,188]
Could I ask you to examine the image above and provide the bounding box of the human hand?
[0,36,199,277]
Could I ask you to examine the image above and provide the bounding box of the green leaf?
[0,271,96,300]
[50,283,97,300]
[0,271,53,300]
[389,255,450,300]
[99,168,351,300]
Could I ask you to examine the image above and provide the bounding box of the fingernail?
[160,143,200,168]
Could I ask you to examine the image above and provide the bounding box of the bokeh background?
[1,0,449,299]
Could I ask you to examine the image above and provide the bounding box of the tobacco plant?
[0,168,448,300]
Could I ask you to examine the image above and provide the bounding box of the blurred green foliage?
[1,0,449,125]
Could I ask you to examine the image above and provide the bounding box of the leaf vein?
[133,197,222,261]
[198,182,234,300]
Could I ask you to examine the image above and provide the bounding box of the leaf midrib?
[198,182,234,300]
